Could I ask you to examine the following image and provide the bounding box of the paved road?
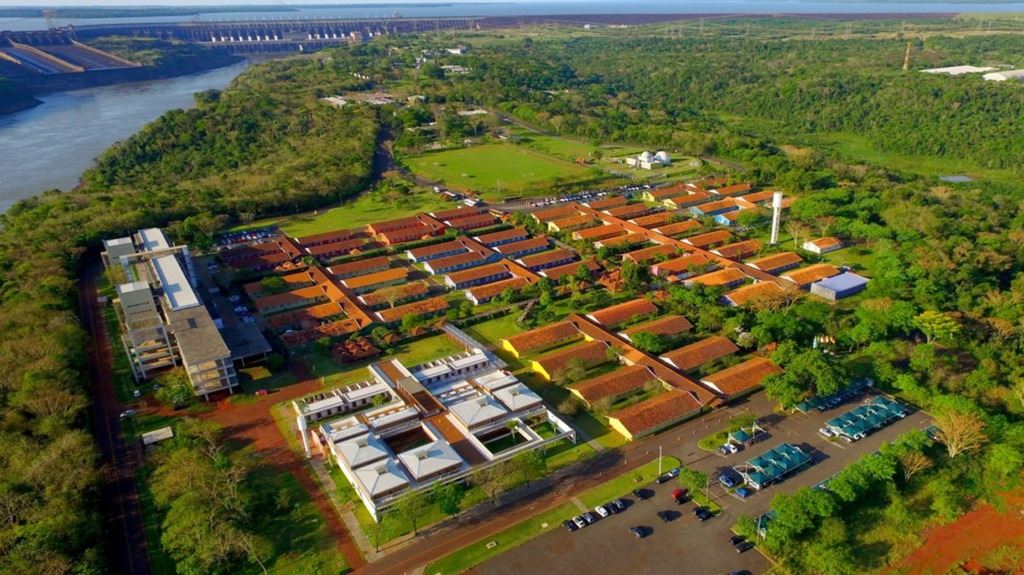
[471,392,932,575]
[79,260,151,575]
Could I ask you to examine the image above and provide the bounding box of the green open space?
[464,313,526,349]
[302,334,464,389]
[402,143,599,199]
[696,411,759,452]
[578,456,683,508]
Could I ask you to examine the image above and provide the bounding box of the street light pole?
[658,445,663,475]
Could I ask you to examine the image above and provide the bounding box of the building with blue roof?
[810,271,869,301]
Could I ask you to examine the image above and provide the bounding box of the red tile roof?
[495,235,550,256]
[532,204,580,222]
[653,220,701,238]
[295,228,358,247]
[503,321,580,355]
[595,232,649,249]
[782,263,840,287]
[532,341,609,377]
[663,192,710,208]
[737,190,776,205]
[570,365,656,404]
[548,214,593,231]
[622,244,679,265]
[572,225,626,242]
[712,183,753,196]
[630,212,675,229]
[683,230,732,248]
[604,204,650,219]
[327,256,391,279]
[375,296,449,323]
[585,195,629,210]
[807,237,843,251]
[620,314,693,339]
[543,257,602,281]
[701,356,782,396]
[587,298,659,327]
[518,248,575,269]
[660,336,739,372]
[466,276,530,303]
[651,254,712,276]
[695,198,740,214]
[446,213,497,231]
[746,252,803,273]
[474,227,529,246]
[723,282,785,306]
[358,281,430,308]
[407,239,467,259]
[713,240,761,260]
[608,390,701,437]
[341,267,409,291]
[445,262,510,286]
[687,267,748,287]
[431,206,485,221]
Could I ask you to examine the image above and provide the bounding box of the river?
[0,60,248,213]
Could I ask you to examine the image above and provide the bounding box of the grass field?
[402,143,597,199]
[578,456,682,508]
[464,314,526,348]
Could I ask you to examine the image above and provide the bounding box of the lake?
[0,61,248,213]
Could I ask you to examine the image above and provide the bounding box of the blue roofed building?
[810,271,869,301]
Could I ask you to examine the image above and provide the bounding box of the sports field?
[403,143,597,199]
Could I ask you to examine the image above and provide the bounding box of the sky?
[7,0,535,6]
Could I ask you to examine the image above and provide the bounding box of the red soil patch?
[896,491,1024,575]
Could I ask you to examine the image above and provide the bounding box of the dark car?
[671,488,689,505]
[729,535,746,546]
[655,473,672,484]
[612,499,627,512]
[736,487,754,499]
[735,541,754,553]
[582,512,597,524]
[629,526,645,539]
[605,501,620,514]
[694,506,712,521]
[656,510,673,523]
[563,519,578,532]
[633,488,650,500]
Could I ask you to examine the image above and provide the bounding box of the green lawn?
[464,314,526,348]
[229,186,452,236]
[402,143,598,199]
[578,456,682,508]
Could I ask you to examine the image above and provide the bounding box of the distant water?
[0,61,248,212]
[3,2,1024,30]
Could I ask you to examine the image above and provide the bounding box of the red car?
[671,488,689,504]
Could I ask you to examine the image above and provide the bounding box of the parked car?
[735,541,754,553]
[667,467,681,478]
[819,426,836,438]
[632,488,650,500]
[595,505,610,518]
[629,526,645,539]
[729,535,746,546]
[655,473,672,484]
[573,516,587,529]
[736,487,754,499]
[657,510,673,523]
[671,488,688,504]
[582,512,597,524]
[719,443,739,455]
[118,409,136,419]
[132,389,142,398]
[718,472,738,488]
[604,501,619,514]
[694,507,713,521]
[563,519,578,532]
[612,499,627,512]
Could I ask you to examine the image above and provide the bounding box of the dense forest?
[2,19,1024,573]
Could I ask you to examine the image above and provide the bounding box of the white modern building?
[920,65,996,76]
[983,69,1024,82]
[293,325,575,521]
[626,150,671,170]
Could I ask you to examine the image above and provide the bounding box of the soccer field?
[403,143,598,199]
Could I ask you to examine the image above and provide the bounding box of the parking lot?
[473,391,932,575]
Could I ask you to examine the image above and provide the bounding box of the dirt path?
[894,490,1024,574]
[195,361,367,571]
[79,261,152,575]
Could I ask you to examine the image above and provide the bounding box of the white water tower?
[770,191,783,245]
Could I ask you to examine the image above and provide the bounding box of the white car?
[719,443,739,455]
[818,427,835,438]
[595,505,610,518]
[573,516,587,529]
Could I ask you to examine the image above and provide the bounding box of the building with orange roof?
[683,229,733,249]
[500,320,581,358]
[517,248,576,271]
[358,281,430,309]
[712,239,762,260]
[802,237,844,255]
[584,195,628,210]
[529,340,609,381]
[374,295,449,324]
[594,232,648,250]
[722,281,785,307]
[711,182,753,197]
[243,270,316,299]
[660,336,739,373]
[586,298,659,328]
[604,203,651,220]
[781,263,840,288]
[641,183,690,202]
[304,238,369,261]
[746,251,803,274]
[607,390,703,440]
[423,239,498,275]
[650,253,714,279]
[618,314,693,343]
[663,192,711,210]
[630,211,675,229]
[254,285,329,315]
[542,257,602,282]
[622,244,679,266]
[327,256,391,280]
[572,224,626,242]
[406,239,469,263]
[341,267,409,294]
[547,214,593,233]
[493,235,550,258]
[736,190,777,206]
[684,267,748,288]
[294,228,358,248]
[532,204,579,223]
[569,365,659,407]
[444,213,497,231]
[465,276,531,305]
[700,356,782,398]
[444,262,512,290]
[430,206,485,222]
[652,219,702,237]
[473,227,529,247]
